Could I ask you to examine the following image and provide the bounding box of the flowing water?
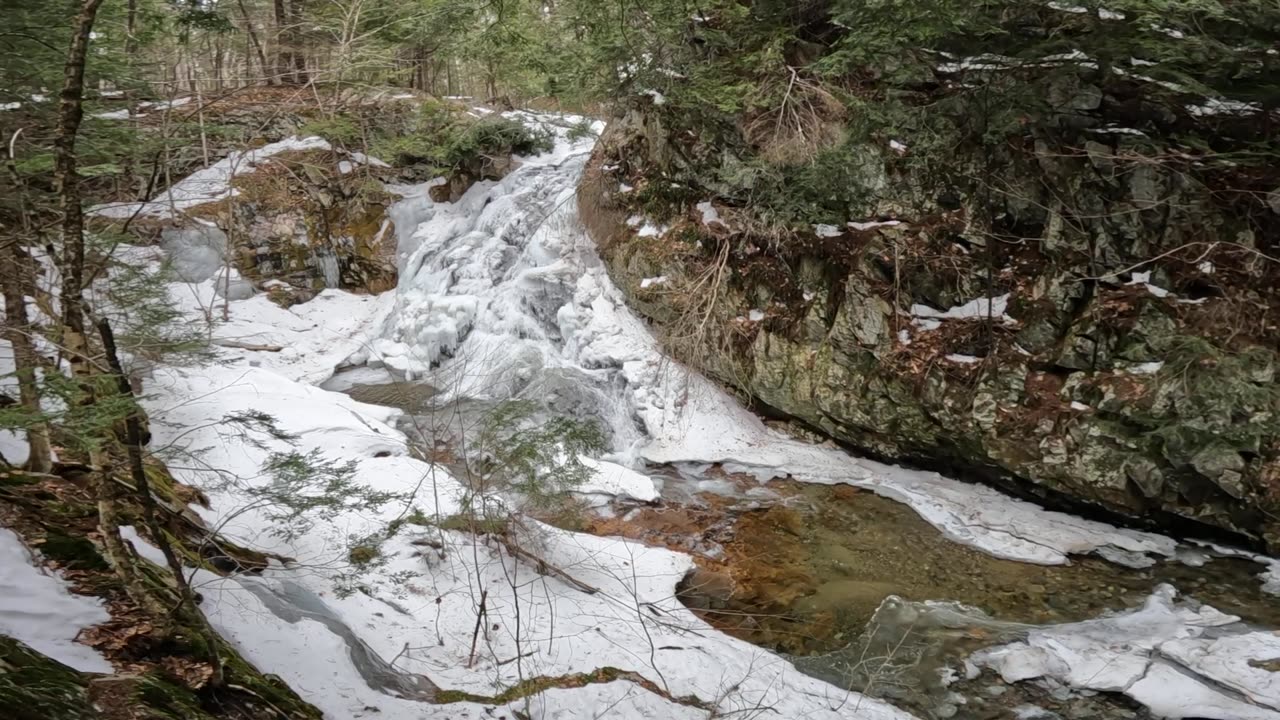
[328,113,1280,719]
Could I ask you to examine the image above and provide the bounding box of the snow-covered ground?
[0,527,113,672]
[117,109,1280,719]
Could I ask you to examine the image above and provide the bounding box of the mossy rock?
[0,633,322,720]
[0,636,95,720]
[39,532,109,571]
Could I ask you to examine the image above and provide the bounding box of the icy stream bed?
[135,111,1280,719]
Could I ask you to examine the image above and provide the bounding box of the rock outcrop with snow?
[581,11,1280,552]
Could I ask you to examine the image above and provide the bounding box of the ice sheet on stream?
[968,585,1280,719]
[143,330,913,719]
[799,586,1280,720]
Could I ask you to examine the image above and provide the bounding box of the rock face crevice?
[582,105,1280,552]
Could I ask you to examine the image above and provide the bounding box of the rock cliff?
[580,4,1280,550]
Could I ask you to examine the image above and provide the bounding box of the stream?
[335,370,1280,719]
[316,113,1280,719]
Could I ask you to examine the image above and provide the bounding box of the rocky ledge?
[581,103,1280,552]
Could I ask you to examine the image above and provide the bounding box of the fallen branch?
[214,340,285,352]
[498,533,600,595]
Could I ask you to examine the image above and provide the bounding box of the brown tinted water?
[584,471,1280,659]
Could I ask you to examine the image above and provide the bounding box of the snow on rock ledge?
[91,136,333,220]
[576,458,660,504]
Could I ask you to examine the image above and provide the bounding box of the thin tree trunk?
[125,0,138,56]
[238,0,272,86]
[213,35,225,91]
[289,0,307,84]
[98,318,225,688]
[273,0,289,84]
[120,0,139,197]
[53,0,105,383]
[96,469,171,620]
[0,244,53,473]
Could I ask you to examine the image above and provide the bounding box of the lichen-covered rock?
[583,102,1280,552]
[196,148,399,299]
[115,145,400,304]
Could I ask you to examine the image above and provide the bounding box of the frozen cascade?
[314,247,342,288]
[365,110,1186,571]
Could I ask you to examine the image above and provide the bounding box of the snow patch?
[638,221,668,238]
[641,89,667,105]
[849,219,903,231]
[0,527,113,672]
[912,294,1013,323]
[696,200,726,228]
[1126,361,1165,375]
[91,136,332,220]
[139,97,192,111]
[1126,271,1172,298]
[1188,98,1261,117]
[93,108,137,120]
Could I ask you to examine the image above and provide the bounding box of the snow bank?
[152,258,394,385]
[90,136,384,222]
[577,458,659,503]
[0,527,112,672]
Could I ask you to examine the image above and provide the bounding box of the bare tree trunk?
[96,469,171,620]
[273,0,290,84]
[120,0,139,196]
[238,0,272,86]
[289,0,308,84]
[98,318,226,687]
[125,0,138,56]
[0,244,53,473]
[53,0,105,383]
[213,34,225,91]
